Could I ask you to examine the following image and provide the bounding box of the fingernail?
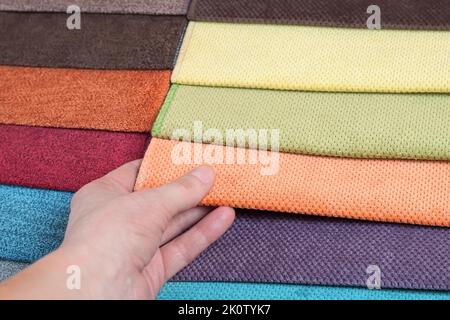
[190,166,215,185]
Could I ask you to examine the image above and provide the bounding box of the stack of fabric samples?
[136,0,450,299]
[1,0,449,300]
[0,0,191,292]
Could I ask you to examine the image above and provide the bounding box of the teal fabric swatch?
[0,184,71,262]
[158,282,450,300]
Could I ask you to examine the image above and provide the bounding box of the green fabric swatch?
[153,85,450,160]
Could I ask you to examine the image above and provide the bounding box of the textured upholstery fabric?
[174,211,450,290]
[187,0,450,30]
[0,13,187,69]
[173,22,450,93]
[0,0,191,15]
[0,260,28,282]
[0,185,71,262]
[0,125,149,192]
[2,186,449,291]
[135,138,450,227]
[0,67,170,132]
[158,282,450,300]
[2,264,449,299]
[155,85,450,160]
[2,3,448,298]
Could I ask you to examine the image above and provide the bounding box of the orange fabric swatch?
[0,66,171,132]
[135,138,450,227]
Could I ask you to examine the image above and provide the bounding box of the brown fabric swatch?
[188,0,450,30]
[0,0,191,15]
[0,12,187,69]
[0,66,171,132]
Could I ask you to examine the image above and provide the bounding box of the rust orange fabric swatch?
[135,138,450,227]
[0,66,171,132]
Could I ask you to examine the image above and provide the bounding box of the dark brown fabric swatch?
[188,0,450,30]
[0,12,187,69]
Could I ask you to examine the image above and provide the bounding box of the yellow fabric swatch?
[173,22,450,93]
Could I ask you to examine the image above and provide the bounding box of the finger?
[127,165,215,225]
[71,159,142,212]
[159,207,235,281]
[71,159,143,212]
[160,206,212,246]
[99,159,143,193]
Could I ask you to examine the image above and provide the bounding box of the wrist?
[0,247,91,299]
[0,245,126,300]
[55,244,127,299]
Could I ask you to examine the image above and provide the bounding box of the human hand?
[0,160,235,300]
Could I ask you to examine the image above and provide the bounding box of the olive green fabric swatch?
[153,85,450,160]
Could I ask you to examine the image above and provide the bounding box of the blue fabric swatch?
[0,184,71,262]
[158,282,450,300]
[0,259,28,282]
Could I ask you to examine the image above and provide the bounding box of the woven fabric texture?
[158,282,450,300]
[173,22,450,93]
[0,125,149,192]
[188,0,450,30]
[136,139,450,227]
[175,211,450,290]
[155,85,450,160]
[0,185,71,262]
[0,260,28,282]
[2,186,449,291]
[0,67,170,132]
[0,13,187,69]
[0,0,191,15]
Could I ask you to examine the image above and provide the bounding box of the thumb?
[125,165,215,226]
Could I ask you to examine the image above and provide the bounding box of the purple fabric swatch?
[175,210,450,290]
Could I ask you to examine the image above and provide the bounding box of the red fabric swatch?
[0,125,149,192]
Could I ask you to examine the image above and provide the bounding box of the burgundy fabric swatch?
[188,0,450,30]
[0,12,187,69]
[0,125,149,192]
[174,210,450,290]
